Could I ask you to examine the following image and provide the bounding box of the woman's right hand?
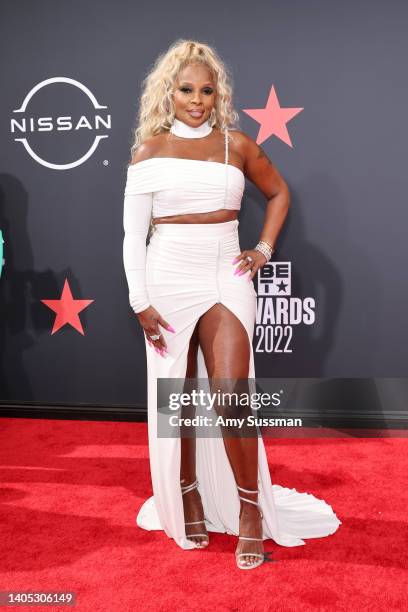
[136,305,175,355]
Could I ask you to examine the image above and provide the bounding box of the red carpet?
[0,418,407,611]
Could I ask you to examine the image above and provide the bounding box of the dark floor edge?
[1,404,408,427]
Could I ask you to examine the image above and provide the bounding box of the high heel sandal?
[236,484,265,570]
[180,478,209,548]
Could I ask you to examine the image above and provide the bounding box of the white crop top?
[124,129,245,216]
[123,127,245,313]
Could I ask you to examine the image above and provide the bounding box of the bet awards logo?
[10,77,111,170]
[255,262,315,352]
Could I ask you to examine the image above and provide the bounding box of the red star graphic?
[41,278,94,335]
[242,85,304,147]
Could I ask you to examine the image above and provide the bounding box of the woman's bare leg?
[198,304,263,567]
[179,323,208,547]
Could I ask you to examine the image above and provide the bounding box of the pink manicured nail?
[234,269,239,276]
[238,270,245,276]
[232,257,238,264]
[168,325,176,332]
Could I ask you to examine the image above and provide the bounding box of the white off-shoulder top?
[123,127,245,313]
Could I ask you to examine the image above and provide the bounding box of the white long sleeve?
[123,189,153,314]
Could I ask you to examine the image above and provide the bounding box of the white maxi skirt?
[136,219,341,549]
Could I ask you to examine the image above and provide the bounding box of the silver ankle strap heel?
[236,484,265,569]
[180,478,209,545]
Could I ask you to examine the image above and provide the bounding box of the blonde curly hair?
[129,38,240,159]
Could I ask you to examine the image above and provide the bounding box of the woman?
[123,39,341,570]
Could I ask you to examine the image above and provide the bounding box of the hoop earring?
[208,108,216,126]
[163,113,175,131]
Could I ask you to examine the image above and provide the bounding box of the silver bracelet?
[254,240,275,262]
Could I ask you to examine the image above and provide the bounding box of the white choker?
[170,117,213,138]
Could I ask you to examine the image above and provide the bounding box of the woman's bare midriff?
[152,209,238,225]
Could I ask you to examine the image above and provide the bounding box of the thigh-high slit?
[136,219,341,549]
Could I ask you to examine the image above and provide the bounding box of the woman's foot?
[180,478,209,548]
[235,486,264,569]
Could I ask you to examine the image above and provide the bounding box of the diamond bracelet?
[254,240,275,262]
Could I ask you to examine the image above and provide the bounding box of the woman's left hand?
[232,249,268,281]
